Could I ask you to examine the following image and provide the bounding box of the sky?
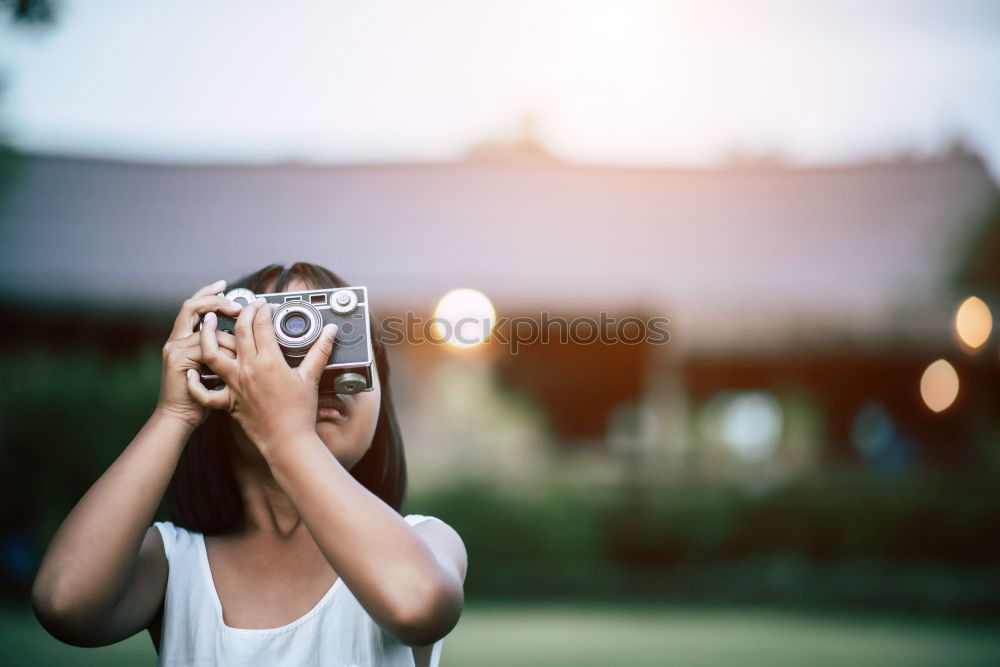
[0,0,999,177]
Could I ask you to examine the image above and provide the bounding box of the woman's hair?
[165,262,407,535]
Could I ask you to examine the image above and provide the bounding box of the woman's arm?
[32,279,242,647]
[31,413,191,646]
[264,433,466,647]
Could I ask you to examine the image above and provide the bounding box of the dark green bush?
[3,345,999,614]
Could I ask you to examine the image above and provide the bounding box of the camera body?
[199,285,375,394]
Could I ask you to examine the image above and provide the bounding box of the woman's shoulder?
[153,519,202,537]
[403,513,450,528]
[152,520,202,561]
[403,514,467,583]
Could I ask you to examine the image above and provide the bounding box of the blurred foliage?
[407,477,1000,614]
[0,343,161,594]
[2,344,999,616]
[952,197,1000,296]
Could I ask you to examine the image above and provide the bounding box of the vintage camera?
[199,285,375,394]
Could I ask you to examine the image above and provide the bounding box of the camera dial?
[333,372,367,394]
[330,289,358,314]
[224,288,256,307]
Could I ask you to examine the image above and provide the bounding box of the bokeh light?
[703,391,784,462]
[432,288,496,349]
[954,295,992,350]
[919,359,959,413]
[851,400,894,459]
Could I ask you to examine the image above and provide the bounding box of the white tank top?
[154,515,446,666]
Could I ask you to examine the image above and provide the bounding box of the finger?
[174,329,237,357]
[215,330,237,357]
[171,294,244,340]
[235,297,261,358]
[191,295,244,318]
[170,279,227,338]
[192,278,227,299]
[186,369,231,411]
[253,302,281,360]
[188,295,245,335]
[200,311,238,382]
[298,323,338,386]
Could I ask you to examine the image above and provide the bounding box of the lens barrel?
[272,301,323,356]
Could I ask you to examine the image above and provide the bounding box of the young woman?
[31,262,467,666]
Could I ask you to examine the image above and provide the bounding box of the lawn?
[3,602,999,666]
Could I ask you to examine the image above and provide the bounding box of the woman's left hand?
[186,297,338,455]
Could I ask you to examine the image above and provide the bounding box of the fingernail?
[230,301,243,311]
[255,297,266,305]
[187,369,196,379]
[206,311,217,323]
[324,324,337,338]
[213,279,226,289]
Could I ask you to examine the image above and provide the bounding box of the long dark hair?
[165,262,407,535]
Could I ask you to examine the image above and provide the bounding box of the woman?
[31,262,467,666]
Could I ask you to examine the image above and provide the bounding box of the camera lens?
[272,301,323,356]
[281,313,309,337]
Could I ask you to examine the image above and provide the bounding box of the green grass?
[3,602,999,666]
[442,603,1000,666]
[1,604,155,666]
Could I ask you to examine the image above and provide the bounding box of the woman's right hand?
[155,279,243,428]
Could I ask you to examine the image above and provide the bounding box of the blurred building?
[0,148,997,490]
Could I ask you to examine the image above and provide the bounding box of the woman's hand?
[186,297,338,455]
[154,279,243,428]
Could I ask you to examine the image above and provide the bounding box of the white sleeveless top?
[154,515,446,667]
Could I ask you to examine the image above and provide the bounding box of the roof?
[0,152,995,348]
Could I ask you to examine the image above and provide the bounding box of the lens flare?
[955,296,992,350]
[919,359,959,413]
[432,288,496,349]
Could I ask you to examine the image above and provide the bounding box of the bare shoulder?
[139,523,168,579]
[144,523,166,558]
[128,525,168,617]
[139,526,168,651]
[410,516,468,583]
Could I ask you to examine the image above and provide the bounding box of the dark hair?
[165,262,407,535]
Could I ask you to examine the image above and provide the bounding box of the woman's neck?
[231,426,304,537]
